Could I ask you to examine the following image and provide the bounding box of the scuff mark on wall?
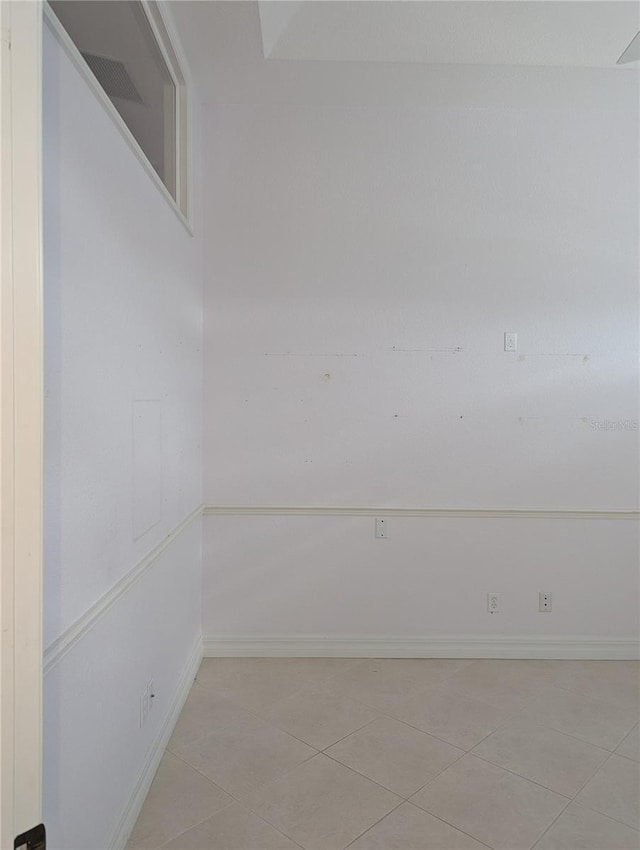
[263,352,359,357]
[390,345,463,354]
[519,352,591,358]
[518,353,592,362]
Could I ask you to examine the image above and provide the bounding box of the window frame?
[43,0,193,233]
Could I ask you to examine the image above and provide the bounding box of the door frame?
[0,1,44,847]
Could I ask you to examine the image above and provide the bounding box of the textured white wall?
[43,521,202,850]
[43,20,203,849]
[203,516,638,638]
[204,102,638,509]
[43,31,203,644]
[202,91,639,639]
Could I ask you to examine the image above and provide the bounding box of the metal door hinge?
[14,824,46,850]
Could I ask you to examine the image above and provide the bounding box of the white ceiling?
[259,1,639,68]
[167,1,639,108]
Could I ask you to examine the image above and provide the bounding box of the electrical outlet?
[375,518,387,538]
[487,592,500,614]
[504,332,517,352]
[539,592,552,613]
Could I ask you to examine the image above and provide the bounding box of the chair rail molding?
[43,505,203,674]
[203,505,640,520]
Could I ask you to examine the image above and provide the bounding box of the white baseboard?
[109,635,203,850]
[203,634,640,660]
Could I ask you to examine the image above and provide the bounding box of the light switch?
[375,518,387,538]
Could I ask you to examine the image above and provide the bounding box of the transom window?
[49,0,189,220]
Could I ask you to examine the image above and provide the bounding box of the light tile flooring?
[127,659,640,850]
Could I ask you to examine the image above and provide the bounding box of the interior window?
[49,0,179,202]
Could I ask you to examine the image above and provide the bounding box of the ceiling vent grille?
[81,52,144,104]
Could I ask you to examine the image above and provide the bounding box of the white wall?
[43,18,203,850]
[204,516,638,640]
[202,86,639,643]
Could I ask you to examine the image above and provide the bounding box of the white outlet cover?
[539,592,553,612]
[487,592,500,613]
[504,332,517,352]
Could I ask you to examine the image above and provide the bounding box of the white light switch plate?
[375,518,387,538]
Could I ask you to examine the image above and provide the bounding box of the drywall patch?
[132,399,162,540]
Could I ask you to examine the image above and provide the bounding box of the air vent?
[80,52,143,104]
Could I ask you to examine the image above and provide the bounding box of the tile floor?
[127,658,640,850]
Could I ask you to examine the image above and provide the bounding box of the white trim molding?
[203,634,640,660]
[109,635,203,850]
[203,505,640,520]
[1,0,44,836]
[43,506,203,674]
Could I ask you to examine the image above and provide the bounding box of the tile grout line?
[612,749,640,764]
[153,660,638,848]
[467,748,602,803]
[231,748,325,807]
[184,676,633,768]
[568,800,640,834]
[341,799,407,850]
[185,664,623,804]
[238,806,307,850]
[235,750,406,847]
[197,659,638,743]
[409,792,543,850]
[567,751,640,832]
[569,750,618,802]
[154,797,307,850]
[399,801,496,849]
[506,721,636,756]
[529,746,640,848]
[194,662,479,757]
[469,717,614,758]
[318,716,382,754]
[526,795,574,850]
[164,747,248,799]
[466,717,616,802]
[173,691,471,811]
[315,683,524,750]
[406,745,483,801]
[153,797,238,850]
[319,747,458,802]
[410,777,571,850]
[167,713,324,805]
